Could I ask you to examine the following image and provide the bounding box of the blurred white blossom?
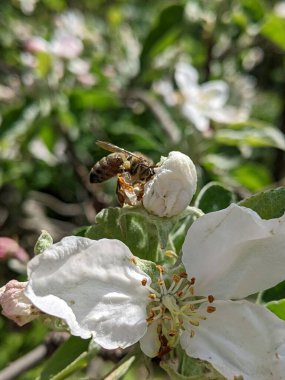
[155,62,250,132]
[19,0,38,15]
[275,2,285,18]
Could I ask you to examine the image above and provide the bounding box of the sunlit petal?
[181,300,285,380]
[182,204,285,299]
[26,237,150,349]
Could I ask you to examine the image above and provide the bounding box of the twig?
[0,345,47,380]
[0,333,68,380]
[22,199,76,240]
[123,89,181,143]
[30,191,83,217]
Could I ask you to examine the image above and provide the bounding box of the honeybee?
[90,141,155,205]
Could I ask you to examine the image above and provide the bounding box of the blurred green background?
[1,0,285,378]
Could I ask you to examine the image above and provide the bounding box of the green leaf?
[261,14,285,50]
[36,52,53,78]
[215,125,285,150]
[140,4,184,69]
[267,299,285,320]
[195,182,236,213]
[69,89,120,110]
[239,187,285,219]
[241,0,265,21]
[85,207,200,263]
[85,207,165,262]
[103,356,135,380]
[230,163,272,192]
[38,336,91,380]
[262,280,285,303]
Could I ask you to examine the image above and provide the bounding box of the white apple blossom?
[25,205,285,380]
[155,62,249,132]
[143,151,197,217]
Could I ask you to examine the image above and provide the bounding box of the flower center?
[143,265,215,356]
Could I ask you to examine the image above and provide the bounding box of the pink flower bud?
[0,280,40,326]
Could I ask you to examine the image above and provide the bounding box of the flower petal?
[181,300,285,380]
[208,105,249,124]
[199,81,229,109]
[182,204,285,299]
[139,320,161,358]
[26,237,150,349]
[175,62,199,91]
[181,103,210,132]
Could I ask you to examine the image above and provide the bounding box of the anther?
[130,257,137,265]
[207,306,216,313]
[190,277,196,285]
[179,272,188,278]
[141,278,147,286]
[168,330,177,337]
[156,265,165,273]
[149,293,157,300]
[172,274,180,283]
[208,295,214,303]
[165,250,176,258]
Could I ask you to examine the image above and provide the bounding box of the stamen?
[149,293,159,301]
[208,295,215,303]
[207,306,216,313]
[170,278,184,294]
[156,265,165,273]
[141,278,147,286]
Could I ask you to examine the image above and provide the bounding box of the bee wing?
[96,140,142,160]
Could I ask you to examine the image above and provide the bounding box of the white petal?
[182,204,285,299]
[175,62,199,91]
[140,320,161,358]
[26,237,150,349]
[181,103,210,132]
[199,81,229,109]
[143,151,197,217]
[209,105,249,124]
[181,300,285,380]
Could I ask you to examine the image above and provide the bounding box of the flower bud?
[0,280,40,326]
[34,230,53,255]
[143,151,197,217]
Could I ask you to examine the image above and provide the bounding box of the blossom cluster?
[1,151,285,380]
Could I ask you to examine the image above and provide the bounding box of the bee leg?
[116,178,125,206]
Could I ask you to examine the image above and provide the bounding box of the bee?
[89,141,156,206]
[89,140,155,184]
